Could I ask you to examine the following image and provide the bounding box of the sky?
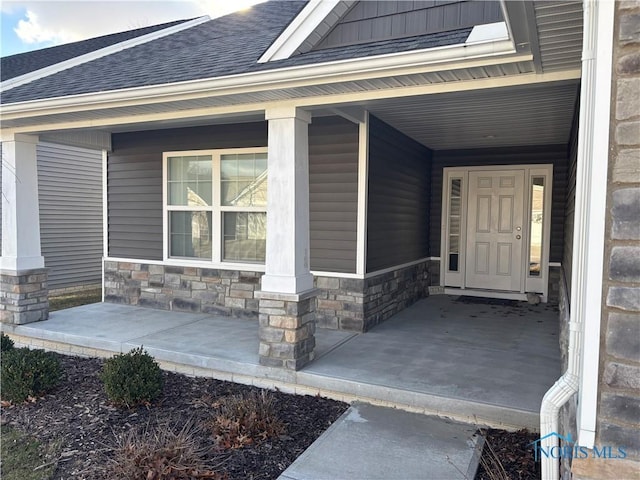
[1,0,265,57]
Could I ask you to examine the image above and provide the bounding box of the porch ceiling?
[361,81,579,150]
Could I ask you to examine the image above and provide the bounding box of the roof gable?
[259,0,505,62]
[312,0,504,51]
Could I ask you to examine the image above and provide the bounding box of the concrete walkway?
[280,403,484,480]
[1,295,560,430]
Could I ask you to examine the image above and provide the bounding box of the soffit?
[362,81,579,150]
[534,1,583,73]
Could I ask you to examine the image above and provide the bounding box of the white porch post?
[261,106,314,294]
[257,106,317,370]
[0,133,49,324]
[1,134,44,270]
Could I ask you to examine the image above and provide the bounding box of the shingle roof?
[1,19,192,81]
[0,1,472,105]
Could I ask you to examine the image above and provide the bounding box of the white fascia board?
[2,38,521,120]
[1,16,210,93]
[258,0,342,63]
[466,22,509,44]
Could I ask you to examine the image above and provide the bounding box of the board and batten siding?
[430,145,570,263]
[108,118,359,273]
[37,142,103,289]
[366,115,432,273]
[309,117,359,273]
[315,0,503,50]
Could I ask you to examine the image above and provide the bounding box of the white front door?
[465,169,525,292]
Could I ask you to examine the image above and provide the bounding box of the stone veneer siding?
[105,260,430,333]
[104,261,261,319]
[572,2,640,478]
[315,260,430,332]
[0,268,49,324]
[258,290,317,370]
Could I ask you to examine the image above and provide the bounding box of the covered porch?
[1,294,560,430]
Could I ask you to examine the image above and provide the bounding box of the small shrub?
[209,390,285,449]
[0,348,62,403]
[108,420,225,479]
[1,333,15,352]
[100,347,163,408]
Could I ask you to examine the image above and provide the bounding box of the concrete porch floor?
[1,295,560,430]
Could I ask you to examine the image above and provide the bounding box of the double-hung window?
[164,148,267,264]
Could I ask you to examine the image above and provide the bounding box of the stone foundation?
[104,261,260,318]
[315,260,430,332]
[257,290,317,370]
[0,268,49,324]
[105,260,431,333]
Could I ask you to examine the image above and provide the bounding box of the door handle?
[516,235,521,240]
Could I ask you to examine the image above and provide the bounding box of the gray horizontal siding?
[316,0,502,50]
[309,117,359,273]
[108,119,359,273]
[367,115,432,272]
[108,123,268,260]
[430,145,569,263]
[37,142,103,289]
[563,107,579,297]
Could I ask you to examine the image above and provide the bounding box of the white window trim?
[440,164,553,300]
[162,147,268,267]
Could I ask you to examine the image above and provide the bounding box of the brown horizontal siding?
[431,145,570,263]
[366,115,432,272]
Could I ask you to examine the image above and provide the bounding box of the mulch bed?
[475,428,540,480]
[1,353,347,479]
[2,352,542,479]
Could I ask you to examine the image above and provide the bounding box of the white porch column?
[1,133,49,325]
[1,133,44,271]
[257,107,317,370]
[261,106,314,294]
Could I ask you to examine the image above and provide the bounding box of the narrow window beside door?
[448,178,462,272]
[529,176,545,277]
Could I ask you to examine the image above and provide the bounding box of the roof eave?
[1,38,524,122]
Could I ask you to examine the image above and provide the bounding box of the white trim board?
[1,17,211,93]
[356,112,369,276]
[3,70,580,136]
[258,0,354,62]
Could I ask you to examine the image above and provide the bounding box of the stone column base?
[0,268,49,324]
[256,289,318,370]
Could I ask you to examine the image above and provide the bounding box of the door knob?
[516,226,522,231]
[516,235,521,240]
